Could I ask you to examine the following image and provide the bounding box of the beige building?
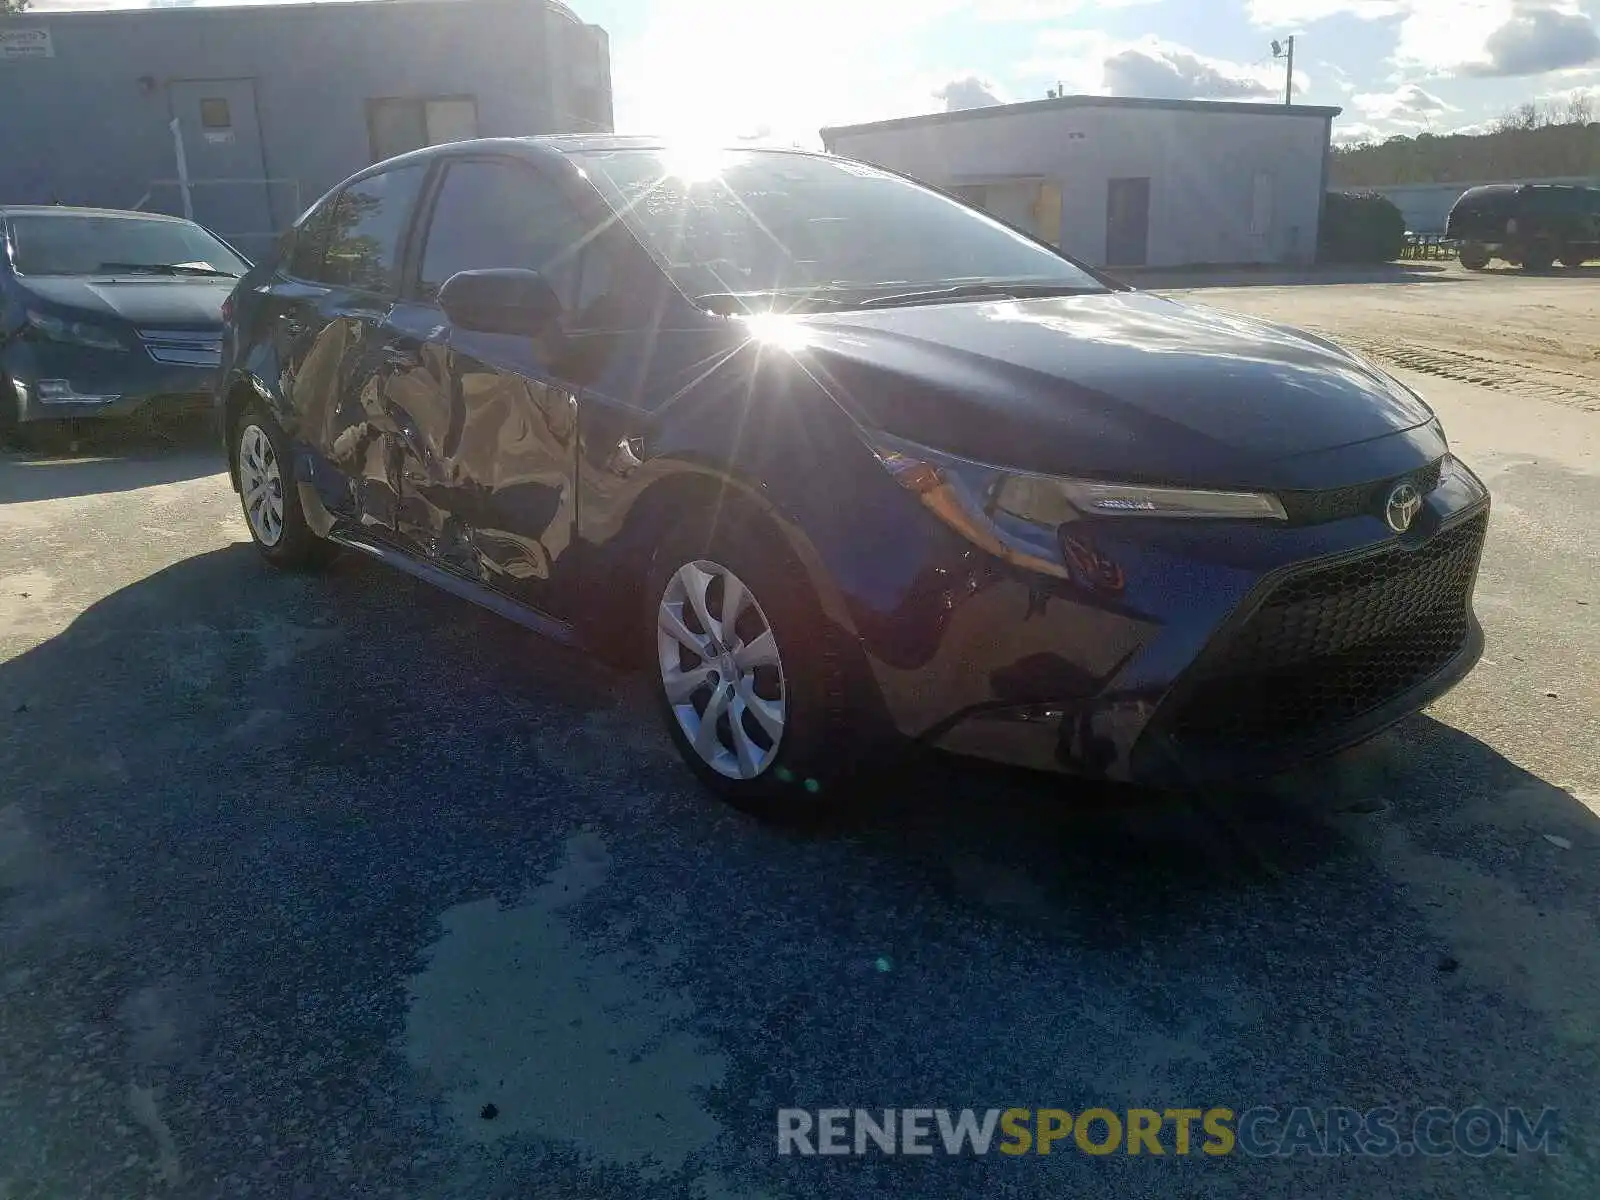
[822,95,1341,269]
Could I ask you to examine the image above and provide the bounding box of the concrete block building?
[0,0,612,258]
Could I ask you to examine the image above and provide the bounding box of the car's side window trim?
[395,158,449,300]
[406,153,606,319]
[283,163,430,299]
[278,197,334,286]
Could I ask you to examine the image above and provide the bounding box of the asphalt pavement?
[1,365,1596,1199]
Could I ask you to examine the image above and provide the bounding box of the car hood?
[796,291,1434,487]
[20,275,231,328]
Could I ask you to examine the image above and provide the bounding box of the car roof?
[356,135,825,174]
[0,205,197,221]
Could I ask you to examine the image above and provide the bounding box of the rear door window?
[317,164,428,293]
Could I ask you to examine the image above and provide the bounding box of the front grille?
[1278,458,1444,526]
[1168,513,1487,748]
[138,328,223,368]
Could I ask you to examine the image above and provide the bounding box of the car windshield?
[570,148,1107,309]
[8,213,248,277]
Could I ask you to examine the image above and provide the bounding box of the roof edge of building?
[0,0,585,21]
[822,94,1344,141]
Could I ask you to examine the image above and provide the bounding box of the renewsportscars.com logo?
[777,1107,1558,1158]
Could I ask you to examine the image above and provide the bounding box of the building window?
[199,97,232,130]
[366,97,479,163]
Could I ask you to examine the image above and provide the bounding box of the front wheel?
[646,513,861,819]
[234,406,331,570]
[1522,240,1555,272]
[1458,242,1491,271]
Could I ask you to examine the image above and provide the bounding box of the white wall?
[827,104,1332,268]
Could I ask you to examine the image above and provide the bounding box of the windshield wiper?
[857,281,1102,308]
[96,261,240,278]
[693,289,852,315]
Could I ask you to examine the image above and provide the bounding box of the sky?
[22,0,1600,146]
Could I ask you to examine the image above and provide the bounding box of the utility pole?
[1272,36,1296,106]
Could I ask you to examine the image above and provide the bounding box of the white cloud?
[1029,32,1310,101]
[934,74,1008,111]
[1103,42,1281,98]
[1248,0,1406,23]
[974,0,1158,17]
[1458,4,1600,76]
[1264,0,1600,79]
[1248,0,1600,80]
[1352,82,1457,124]
[1331,120,1391,144]
[1536,79,1600,103]
[1318,60,1361,95]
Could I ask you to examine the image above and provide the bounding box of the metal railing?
[1401,233,1456,261]
[135,177,303,261]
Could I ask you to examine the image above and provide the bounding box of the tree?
[1,0,29,13]
[1559,93,1594,127]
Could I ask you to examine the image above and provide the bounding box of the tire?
[233,403,332,570]
[1558,253,1587,268]
[1458,243,1491,271]
[1522,241,1555,272]
[644,506,863,820]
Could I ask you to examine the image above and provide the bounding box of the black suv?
[1447,183,1600,271]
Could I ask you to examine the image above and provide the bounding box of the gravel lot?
[2,269,1598,1199]
[1158,262,1600,411]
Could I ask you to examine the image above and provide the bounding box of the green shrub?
[1319,191,1407,263]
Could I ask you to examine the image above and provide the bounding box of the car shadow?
[1465,263,1600,277]
[0,419,220,504]
[2,542,1594,1196]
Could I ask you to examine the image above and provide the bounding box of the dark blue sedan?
[1,206,246,446]
[216,136,1489,815]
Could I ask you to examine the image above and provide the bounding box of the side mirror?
[437,268,562,337]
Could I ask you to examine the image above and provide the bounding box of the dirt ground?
[1155,263,1600,411]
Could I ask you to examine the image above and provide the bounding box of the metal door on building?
[1105,177,1150,267]
[165,79,276,260]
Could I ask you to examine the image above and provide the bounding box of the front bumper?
[5,339,217,424]
[858,455,1491,788]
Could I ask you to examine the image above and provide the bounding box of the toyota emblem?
[1385,481,1423,533]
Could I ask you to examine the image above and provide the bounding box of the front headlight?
[865,428,1286,525]
[25,309,130,353]
[994,474,1286,522]
[861,427,1284,583]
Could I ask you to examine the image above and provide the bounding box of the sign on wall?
[0,28,55,59]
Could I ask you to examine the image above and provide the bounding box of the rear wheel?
[646,509,861,819]
[234,405,331,570]
[1458,242,1491,271]
[1558,251,1588,268]
[1522,240,1555,272]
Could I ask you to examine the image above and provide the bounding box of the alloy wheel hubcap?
[238,424,285,548]
[657,559,787,780]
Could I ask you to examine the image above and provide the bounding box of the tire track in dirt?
[1309,330,1600,410]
